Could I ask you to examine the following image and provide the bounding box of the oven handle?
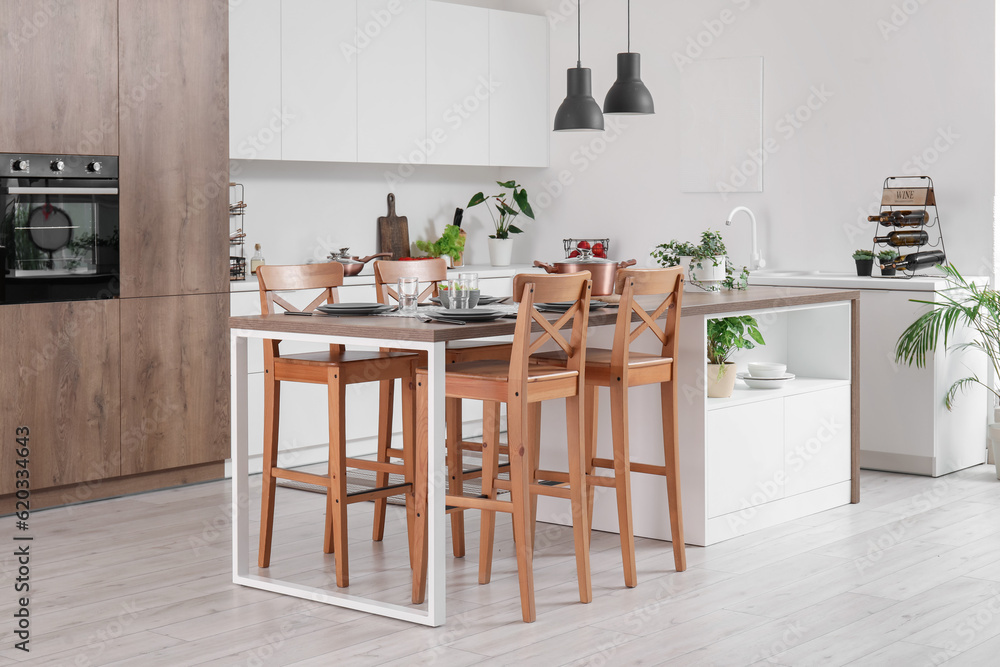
[5,187,119,195]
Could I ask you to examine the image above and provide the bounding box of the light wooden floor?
[2,464,999,666]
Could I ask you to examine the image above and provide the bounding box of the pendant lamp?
[554,0,604,132]
[604,0,654,115]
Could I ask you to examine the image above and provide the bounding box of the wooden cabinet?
[0,301,120,494]
[489,9,549,168]
[281,0,358,162]
[230,0,283,161]
[120,294,230,475]
[357,0,426,164]
[118,0,229,298]
[426,2,490,166]
[0,0,119,155]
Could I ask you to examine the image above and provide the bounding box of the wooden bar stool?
[535,266,687,587]
[256,263,420,591]
[372,258,511,559]
[412,272,594,622]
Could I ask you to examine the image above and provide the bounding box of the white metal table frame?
[230,326,448,627]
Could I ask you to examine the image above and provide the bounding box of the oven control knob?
[87,161,103,173]
[11,159,28,172]
[50,160,65,172]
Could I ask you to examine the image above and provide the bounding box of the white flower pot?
[682,255,727,293]
[707,363,736,398]
[488,237,513,267]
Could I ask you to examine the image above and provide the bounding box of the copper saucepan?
[533,250,637,296]
[328,248,392,276]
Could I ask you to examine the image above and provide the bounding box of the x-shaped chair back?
[611,267,685,375]
[373,258,447,305]
[257,263,346,360]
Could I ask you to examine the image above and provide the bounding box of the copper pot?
[533,250,637,296]
[328,248,392,276]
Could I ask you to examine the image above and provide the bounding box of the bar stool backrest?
[511,272,593,391]
[612,267,685,370]
[373,258,447,305]
[256,262,346,360]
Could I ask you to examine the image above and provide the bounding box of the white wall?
[237,0,995,275]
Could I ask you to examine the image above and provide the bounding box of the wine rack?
[868,176,948,278]
[229,182,247,281]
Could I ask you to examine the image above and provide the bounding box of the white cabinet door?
[357,0,426,164]
[706,399,785,518]
[229,0,283,160]
[783,387,852,497]
[281,0,358,162]
[426,2,490,166]
[489,10,548,168]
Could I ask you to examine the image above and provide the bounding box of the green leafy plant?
[707,315,765,367]
[415,225,466,262]
[877,249,899,262]
[895,265,999,410]
[853,249,875,261]
[651,229,750,291]
[467,180,535,240]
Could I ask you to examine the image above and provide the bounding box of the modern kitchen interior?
[2,0,1000,664]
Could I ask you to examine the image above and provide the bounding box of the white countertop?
[749,270,989,292]
[230,263,539,293]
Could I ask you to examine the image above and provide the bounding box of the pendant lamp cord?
[628,0,631,53]
[577,0,582,67]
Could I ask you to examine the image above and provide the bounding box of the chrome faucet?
[725,206,766,270]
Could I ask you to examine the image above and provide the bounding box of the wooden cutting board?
[378,193,410,259]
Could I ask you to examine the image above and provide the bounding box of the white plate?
[736,372,796,390]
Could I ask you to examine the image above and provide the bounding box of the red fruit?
[577,240,591,250]
[569,250,580,258]
[592,243,605,258]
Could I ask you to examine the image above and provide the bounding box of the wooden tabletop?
[229,286,861,343]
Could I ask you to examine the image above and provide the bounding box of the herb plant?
[415,225,466,263]
[651,229,750,291]
[467,181,535,240]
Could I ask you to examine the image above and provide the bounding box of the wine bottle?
[872,230,929,247]
[867,211,929,227]
[880,250,946,271]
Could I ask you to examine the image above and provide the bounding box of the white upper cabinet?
[489,9,548,168]
[281,0,358,162]
[426,2,490,166]
[229,0,282,160]
[357,0,426,164]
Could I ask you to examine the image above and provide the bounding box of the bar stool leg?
[611,377,637,588]
[326,369,350,588]
[258,376,281,568]
[400,372,417,571]
[478,401,502,584]
[527,402,542,548]
[661,378,686,572]
[583,384,599,532]
[508,395,536,622]
[565,393,593,605]
[411,376,430,605]
[446,397,466,558]
[372,378,394,542]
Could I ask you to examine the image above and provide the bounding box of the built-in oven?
[0,153,119,304]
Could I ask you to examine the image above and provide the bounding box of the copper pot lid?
[329,247,364,265]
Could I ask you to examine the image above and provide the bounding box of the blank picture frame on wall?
[679,56,764,194]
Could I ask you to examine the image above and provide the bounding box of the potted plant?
[853,249,875,276]
[878,249,900,276]
[651,230,750,292]
[415,224,466,267]
[706,315,765,398]
[467,180,535,267]
[894,265,1000,479]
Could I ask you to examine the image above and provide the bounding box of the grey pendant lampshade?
[554,0,604,132]
[604,0,654,115]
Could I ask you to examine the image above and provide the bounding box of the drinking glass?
[458,272,479,307]
[397,277,419,315]
[454,276,473,309]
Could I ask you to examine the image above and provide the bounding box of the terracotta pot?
[533,250,637,296]
[707,363,737,398]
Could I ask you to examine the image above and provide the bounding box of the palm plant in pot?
[707,315,765,398]
[467,180,534,267]
[894,265,1000,478]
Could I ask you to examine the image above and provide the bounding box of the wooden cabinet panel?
[0,301,120,494]
[489,10,549,168]
[230,0,283,161]
[0,0,119,155]
[281,0,358,162]
[118,0,229,298]
[120,294,230,475]
[426,2,490,166]
[357,0,426,163]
